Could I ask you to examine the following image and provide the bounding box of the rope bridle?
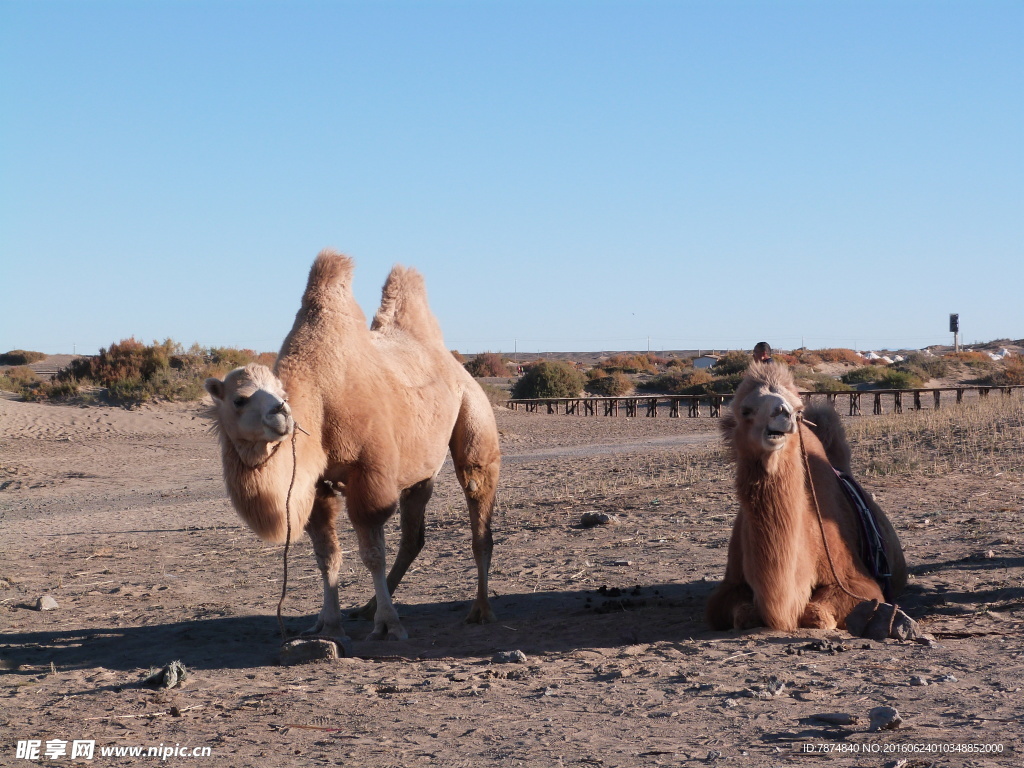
[797,416,898,635]
[276,422,309,642]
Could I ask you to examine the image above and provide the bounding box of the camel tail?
[804,403,853,475]
[370,264,444,344]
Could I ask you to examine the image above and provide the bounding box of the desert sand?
[1,393,1022,766]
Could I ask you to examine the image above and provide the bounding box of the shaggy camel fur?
[205,250,501,642]
[706,362,907,632]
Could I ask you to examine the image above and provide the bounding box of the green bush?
[841,367,882,386]
[876,369,925,390]
[638,369,714,395]
[50,338,275,404]
[0,350,47,365]
[901,353,950,380]
[511,361,585,399]
[712,351,751,376]
[0,366,40,392]
[586,371,634,396]
[797,372,853,392]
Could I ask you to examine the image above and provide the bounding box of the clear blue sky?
[2,1,1021,356]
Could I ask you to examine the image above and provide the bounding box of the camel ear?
[204,377,225,402]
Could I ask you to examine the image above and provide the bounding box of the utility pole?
[950,314,960,353]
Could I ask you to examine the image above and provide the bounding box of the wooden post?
[979,387,990,399]
[625,399,638,417]
[646,398,658,417]
[710,396,723,418]
[933,390,941,410]
[584,399,595,416]
[913,390,922,411]
[873,392,882,415]
[688,398,700,418]
[956,388,964,404]
[669,398,680,418]
[849,392,861,416]
[894,391,903,414]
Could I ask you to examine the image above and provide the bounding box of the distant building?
[693,354,721,370]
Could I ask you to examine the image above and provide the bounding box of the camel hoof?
[301,618,349,642]
[366,626,409,642]
[465,604,496,624]
[845,600,922,641]
[349,601,376,622]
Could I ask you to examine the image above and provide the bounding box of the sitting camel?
[205,250,501,642]
[706,362,906,632]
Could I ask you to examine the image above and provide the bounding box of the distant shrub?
[983,358,1024,386]
[841,367,882,386]
[511,361,585,399]
[814,348,864,365]
[793,350,823,366]
[465,352,509,378]
[712,351,751,376]
[54,338,274,404]
[665,357,691,370]
[797,372,853,393]
[586,371,634,396]
[876,369,925,390]
[773,352,801,366]
[476,381,509,406]
[0,350,47,365]
[901,353,950,380]
[709,372,746,394]
[0,365,40,390]
[600,354,658,374]
[450,350,466,364]
[638,369,714,395]
[943,351,988,364]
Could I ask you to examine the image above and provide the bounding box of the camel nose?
[271,400,289,416]
[772,401,792,418]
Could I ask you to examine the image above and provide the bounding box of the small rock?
[279,638,342,666]
[492,650,528,664]
[580,512,617,527]
[36,596,59,611]
[934,673,958,683]
[971,550,997,560]
[143,660,188,689]
[910,675,929,686]
[722,697,739,708]
[868,706,902,732]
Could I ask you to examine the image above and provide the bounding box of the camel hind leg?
[451,388,501,624]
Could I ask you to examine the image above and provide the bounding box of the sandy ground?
[1,394,1022,767]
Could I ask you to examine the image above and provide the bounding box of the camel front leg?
[353,521,408,642]
[803,575,885,630]
[352,478,432,621]
[302,490,349,641]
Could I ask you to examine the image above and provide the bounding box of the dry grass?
[845,392,1024,476]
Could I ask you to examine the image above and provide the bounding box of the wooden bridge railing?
[506,385,1024,418]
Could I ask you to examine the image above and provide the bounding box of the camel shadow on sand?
[2,580,719,675]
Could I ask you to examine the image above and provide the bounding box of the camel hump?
[370,264,444,343]
[302,249,356,310]
[804,403,853,475]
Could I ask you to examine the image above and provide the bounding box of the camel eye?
[233,396,249,408]
[741,407,753,418]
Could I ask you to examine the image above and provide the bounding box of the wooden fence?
[506,385,1024,418]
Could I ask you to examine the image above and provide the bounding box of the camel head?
[724,362,805,462]
[205,364,294,462]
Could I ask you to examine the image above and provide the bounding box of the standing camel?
[706,362,906,632]
[205,250,501,642]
